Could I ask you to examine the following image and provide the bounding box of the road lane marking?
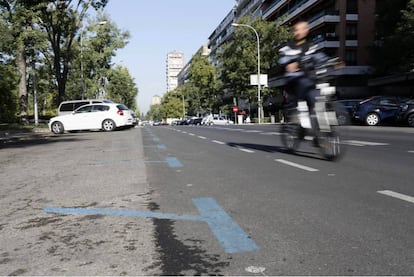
[212,140,225,145]
[243,130,261,133]
[165,157,183,168]
[193,198,259,253]
[45,197,259,254]
[198,136,207,139]
[377,190,414,204]
[239,148,255,153]
[157,144,166,150]
[275,159,319,172]
[188,133,195,136]
[408,151,414,154]
[260,132,281,136]
[342,140,389,146]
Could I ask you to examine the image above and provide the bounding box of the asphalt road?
[143,124,414,276]
[0,124,413,275]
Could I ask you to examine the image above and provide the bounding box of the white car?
[49,103,134,134]
[207,116,234,125]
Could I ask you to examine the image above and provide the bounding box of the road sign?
[233,106,239,113]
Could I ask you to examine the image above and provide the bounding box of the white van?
[57,99,113,115]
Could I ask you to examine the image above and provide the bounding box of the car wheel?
[365,113,380,126]
[102,119,116,131]
[51,121,64,134]
[407,113,414,127]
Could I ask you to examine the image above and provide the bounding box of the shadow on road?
[0,134,90,150]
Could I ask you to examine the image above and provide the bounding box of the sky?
[102,0,237,115]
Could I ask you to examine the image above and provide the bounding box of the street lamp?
[231,23,262,124]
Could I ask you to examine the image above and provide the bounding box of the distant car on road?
[206,116,234,126]
[353,96,411,126]
[49,103,134,134]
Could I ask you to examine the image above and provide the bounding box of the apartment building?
[166,51,185,92]
[262,0,376,97]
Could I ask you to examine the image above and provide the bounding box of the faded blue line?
[94,159,143,165]
[157,144,166,150]
[193,198,259,254]
[44,207,203,221]
[165,157,183,168]
[44,198,259,254]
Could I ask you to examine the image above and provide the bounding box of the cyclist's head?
[292,20,309,44]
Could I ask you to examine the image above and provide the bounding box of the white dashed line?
[377,190,414,204]
[275,159,319,172]
[212,140,226,145]
[342,140,389,146]
[239,148,255,153]
[260,132,282,136]
[198,136,207,139]
[408,151,414,154]
[188,133,195,136]
[243,130,261,133]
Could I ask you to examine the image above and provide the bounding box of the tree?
[217,17,290,112]
[0,0,47,124]
[106,65,138,110]
[36,0,108,106]
[187,53,218,115]
[370,0,414,75]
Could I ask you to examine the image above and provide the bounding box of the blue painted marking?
[165,157,183,168]
[44,207,203,221]
[94,159,143,165]
[44,197,259,254]
[157,144,166,150]
[193,198,259,254]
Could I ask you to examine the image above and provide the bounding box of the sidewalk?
[0,127,50,142]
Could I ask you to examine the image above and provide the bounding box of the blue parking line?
[157,144,166,150]
[44,197,259,254]
[165,157,183,168]
[44,207,203,221]
[193,198,259,254]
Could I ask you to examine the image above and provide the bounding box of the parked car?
[57,99,113,116]
[353,96,411,126]
[334,99,362,125]
[189,117,203,125]
[49,103,134,134]
[207,116,234,125]
[399,98,414,127]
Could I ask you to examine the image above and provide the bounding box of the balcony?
[308,10,340,29]
[262,0,288,19]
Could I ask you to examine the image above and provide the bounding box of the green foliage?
[160,91,183,119]
[107,65,138,110]
[187,53,219,114]
[370,0,414,75]
[217,17,290,104]
[0,62,18,122]
[147,104,162,121]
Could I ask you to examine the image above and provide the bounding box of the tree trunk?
[17,46,28,125]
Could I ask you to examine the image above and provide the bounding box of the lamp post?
[231,23,262,124]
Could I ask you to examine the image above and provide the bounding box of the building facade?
[166,51,185,92]
[262,0,376,98]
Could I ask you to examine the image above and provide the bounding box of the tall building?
[151,95,162,106]
[262,0,376,97]
[166,51,185,92]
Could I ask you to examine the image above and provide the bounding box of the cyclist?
[278,20,328,141]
